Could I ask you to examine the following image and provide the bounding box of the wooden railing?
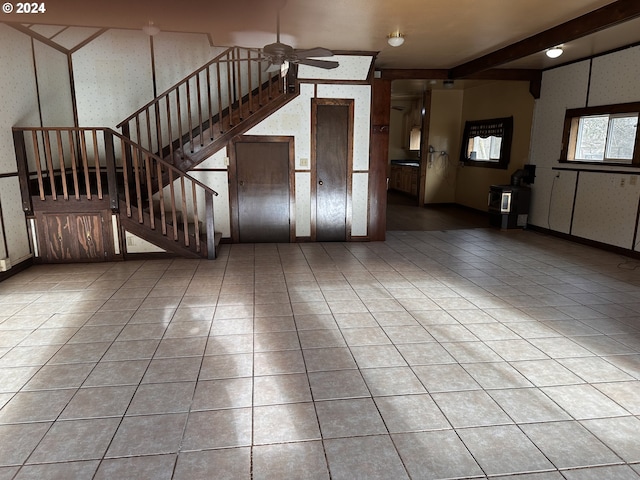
[116,46,287,165]
[13,127,219,258]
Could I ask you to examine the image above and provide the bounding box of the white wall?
[0,24,43,266]
[246,79,372,238]
[529,46,640,251]
[72,29,154,128]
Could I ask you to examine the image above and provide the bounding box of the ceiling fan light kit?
[546,46,563,58]
[259,3,339,71]
[387,32,405,47]
[142,21,160,36]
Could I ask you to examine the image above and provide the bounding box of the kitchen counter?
[390,160,420,167]
[389,161,419,196]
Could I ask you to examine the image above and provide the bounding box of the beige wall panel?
[572,172,640,249]
[72,29,154,128]
[589,46,640,107]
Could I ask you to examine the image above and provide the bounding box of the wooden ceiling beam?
[380,68,539,82]
[449,0,640,79]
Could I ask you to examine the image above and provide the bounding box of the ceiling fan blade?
[297,58,339,70]
[264,62,283,73]
[294,47,334,59]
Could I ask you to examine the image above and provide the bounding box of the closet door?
[313,100,353,241]
[235,141,291,243]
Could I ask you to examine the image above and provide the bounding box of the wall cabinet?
[389,165,418,197]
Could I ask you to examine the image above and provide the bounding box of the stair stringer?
[118,199,213,259]
[171,87,301,171]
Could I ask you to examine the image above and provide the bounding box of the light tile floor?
[1,229,640,479]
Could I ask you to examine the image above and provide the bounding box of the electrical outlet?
[620,178,626,187]
[0,258,11,272]
[300,158,309,167]
[631,176,637,186]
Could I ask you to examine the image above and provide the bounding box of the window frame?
[560,102,640,166]
[459,116,514,169]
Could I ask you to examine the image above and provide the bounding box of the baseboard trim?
[527,224,640,260]
[0,257,34,282]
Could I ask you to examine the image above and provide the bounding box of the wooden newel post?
[205,192,216,259]
[104,130,119,211]
[13,129,33,214]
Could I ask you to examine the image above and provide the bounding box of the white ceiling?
[5,0,640,71]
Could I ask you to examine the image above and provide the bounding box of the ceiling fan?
[259,2,339,72]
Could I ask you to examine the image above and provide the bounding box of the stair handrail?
[115,45,285,163]
[13,126,219,198]
[110,129,219,197]
[116,46,252,128]
[13,126,219,258]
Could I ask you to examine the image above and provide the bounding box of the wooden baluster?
[236,48,243,120]
[156,160,167,235]
[216,61,223,133]
[186,80,194,152]
[132,146,143,223]
[176,87,184,156]
[180,176,189,246]
[155,102,163,159]
[32,130,45,200]
[145,109,152,154]
[227,52,234,127]
[166,95,174,162]
[92,130,103,200]
[55,130,69,200]
[145,153,155,230]
[206,67,213,141]
[121,137,132,218]
[247,50,254,114]
[196,71,203,147]
[258,55,263,107]
[68,130,80,200]
[192,181,200,252]
[135,116,142,150]
[43,130,57,200]
[79,130,91,200]
[168,169,178,241]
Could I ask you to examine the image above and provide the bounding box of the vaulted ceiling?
[4,0,640,75]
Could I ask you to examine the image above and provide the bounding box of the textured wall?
[529,45,640,251]
[72,29,154,128]
[0,24,42,264]
[33,42,74,126]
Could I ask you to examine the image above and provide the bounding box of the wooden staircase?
[13,128,220,260]
[13,46,301,261]
[116,47,299,172]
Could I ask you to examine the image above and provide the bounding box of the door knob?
[319,180,323,186]
[239,181,245,186]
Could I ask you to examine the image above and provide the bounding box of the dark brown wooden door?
[315,103,350,242]
[236,141,290,243]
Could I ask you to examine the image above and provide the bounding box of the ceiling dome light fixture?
[387,32,405,47]
[142,21,160,36]
[546,46,563,59]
